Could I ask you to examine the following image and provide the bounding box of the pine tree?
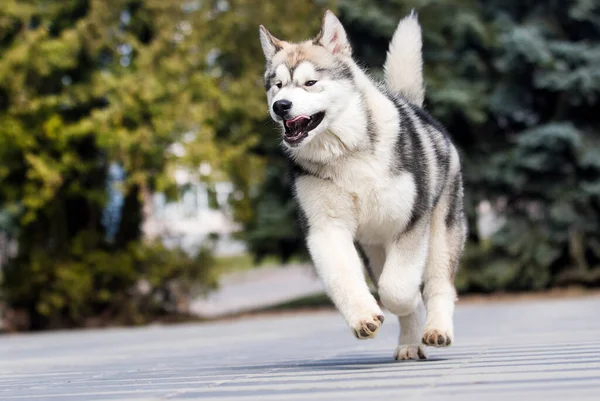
[463,0,600,290]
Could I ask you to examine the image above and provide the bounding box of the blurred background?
[0,0,599,332]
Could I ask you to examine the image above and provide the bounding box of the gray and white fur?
[259,10,467,360]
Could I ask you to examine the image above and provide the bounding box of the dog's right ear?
[259,25,283,60]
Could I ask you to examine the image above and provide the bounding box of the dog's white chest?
[354,174,416,244]
[331,160,416,245]
[295,157,417,246]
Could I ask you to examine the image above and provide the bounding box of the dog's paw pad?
[422,329,452,347]
[394,345,427,360]
[352,314,384,339]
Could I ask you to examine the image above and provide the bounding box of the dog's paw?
[422,328,452,347]
[394,345,427,360]
[351,314,384,339]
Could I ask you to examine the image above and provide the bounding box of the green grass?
[212,253,286,276]
[261,292,333,311]
[260,290,381,313]
[212,253,312,276]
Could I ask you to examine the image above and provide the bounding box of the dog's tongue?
[285,115,311,131]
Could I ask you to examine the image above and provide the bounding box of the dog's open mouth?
[283,112,325,145]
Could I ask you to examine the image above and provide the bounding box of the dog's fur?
[259,10,467,360]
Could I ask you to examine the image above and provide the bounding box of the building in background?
[142,166,246,257]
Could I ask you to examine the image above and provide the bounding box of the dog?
[258,10,467,360]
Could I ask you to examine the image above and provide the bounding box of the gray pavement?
[1,295,600,400]
[190,264,324,318]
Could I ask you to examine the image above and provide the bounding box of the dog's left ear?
[259,25,283,60]
[315,10,352,56]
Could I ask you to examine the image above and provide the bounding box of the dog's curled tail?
[383,10,424,107]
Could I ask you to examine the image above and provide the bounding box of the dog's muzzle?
[283,112,325,146]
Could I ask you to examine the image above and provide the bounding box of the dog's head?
[259,11,356,150]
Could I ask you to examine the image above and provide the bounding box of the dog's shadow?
[298,355,448,371]
[226,355,448,373]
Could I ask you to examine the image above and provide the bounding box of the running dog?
[259,10,467,360]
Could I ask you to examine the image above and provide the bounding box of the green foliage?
[2,235,216,330]
[0,0,233,330]
[460,0,600,291]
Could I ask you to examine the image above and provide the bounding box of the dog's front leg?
[307,226,384,339]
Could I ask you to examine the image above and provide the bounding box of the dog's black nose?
[273,100,292,117]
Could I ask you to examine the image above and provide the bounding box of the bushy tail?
[383,11,424,107]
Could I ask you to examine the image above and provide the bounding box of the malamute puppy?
[259,10,467,360]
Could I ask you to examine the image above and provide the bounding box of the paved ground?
[189,264,324,318]
[1,296,600,401]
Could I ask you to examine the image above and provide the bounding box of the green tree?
[463,0,600,290]
[0,0,232,330]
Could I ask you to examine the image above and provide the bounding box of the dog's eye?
[304,80,317,87]
[275,82,282,89]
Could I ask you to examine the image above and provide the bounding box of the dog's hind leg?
[378,221,430,360]
[422,176,467,347]
[395,300,427,360]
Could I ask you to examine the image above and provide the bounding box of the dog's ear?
[315,10,351,56]
[259,25,283,60]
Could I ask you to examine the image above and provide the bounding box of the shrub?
[1,235,217,331]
